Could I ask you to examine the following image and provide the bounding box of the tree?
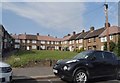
[104,42,107,51]
[117,36,120,57]
[109,41,116,52]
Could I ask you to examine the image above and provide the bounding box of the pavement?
[12,67,57,80]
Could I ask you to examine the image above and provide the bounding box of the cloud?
[2,0,120,2]
[2,2,86,32]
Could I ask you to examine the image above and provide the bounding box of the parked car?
[0,61,12,83]
[53,50,120,83]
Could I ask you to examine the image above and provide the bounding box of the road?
[12,78,120,83]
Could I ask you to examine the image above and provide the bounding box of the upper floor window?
[79,39,83,43]
[41,41,45,44]
[22,40,25,43]
[51,41,54,44]
[93,37,96,42]
[101,37,107,42]
[15,39,20,43]
[64,41,67,44]
[110,35,113,40]
[76,40,79,44]
[32,40,36,43]
[69,41,72,44]
[88,39,91,43]
[27,40,30,43]
[47,41,50,44]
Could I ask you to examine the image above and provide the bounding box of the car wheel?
[74,70,88,83]
[116,69,120,80]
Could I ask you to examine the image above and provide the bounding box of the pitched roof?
[37,35,62,41]
[62,35,72,41]
[85,28,105,39]
[69,33,81,40]
[26,35,37,40]
[76,31,90,39]
[12,34,26,39]
[99,26,120,37]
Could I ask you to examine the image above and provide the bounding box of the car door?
[103,52,117,76]
[88,51,106,77]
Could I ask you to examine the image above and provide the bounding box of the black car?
[53,50,120,83]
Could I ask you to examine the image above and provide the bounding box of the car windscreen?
[73,51,93,59]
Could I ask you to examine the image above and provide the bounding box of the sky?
[0,0,119,38]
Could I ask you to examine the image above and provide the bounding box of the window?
[41,41,45,44]
[55,46,59,50]
[32,40,36,43]
[93,37,96,42]
[72,40,74,44]
[51,41,54,44]
[15,44,20,48]
[101,46,104,51]
[32,45,37,49]
[79,39,83,43]
[103,52,114,60]
[27,40,30,43]
[101,37,107,42]
[76,40,78,44]
[88,39,91,43]
[15,39,20,43]
[93,51,104,60]
[110,35,113,40]
[64,41,67,44]
[69,41,72,44]
[40,45,45,50]
[47,41,50,44]
[22,40,25,43]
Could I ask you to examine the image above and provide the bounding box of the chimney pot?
[68,34,70,36]
[73,31,76,35]
[37,33,39,35]
[82,30,85,33]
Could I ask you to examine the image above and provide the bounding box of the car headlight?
[63,66,68,70]
[63,65,71,71]
[0,67,12,73]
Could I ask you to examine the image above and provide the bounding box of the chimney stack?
[37,33,39,36]
[73,31,76,35]
[68,34,70,36]
[82,30,85,33]
[48,34,50,36]
[105,22,110,28]
[90,27,94,32]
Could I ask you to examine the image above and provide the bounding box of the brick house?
[61,34,72,51]
[84,27,105,50]
[12,33,62,51]
[0,25,14,56]
[99,26,120,50]
[68,32,81,51]
[76,30,90,50]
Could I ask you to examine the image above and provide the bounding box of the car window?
[103,52,114,60]
[93,51,104,60]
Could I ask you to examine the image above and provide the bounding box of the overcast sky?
[0,0,119,38]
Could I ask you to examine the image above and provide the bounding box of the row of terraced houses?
[0,23,120,55]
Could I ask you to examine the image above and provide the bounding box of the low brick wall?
[24,59,58,68]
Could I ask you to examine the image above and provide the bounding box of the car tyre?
[116,69,120,80]
[73,70,88,83]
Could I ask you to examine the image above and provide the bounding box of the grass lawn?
[6,50,78,67]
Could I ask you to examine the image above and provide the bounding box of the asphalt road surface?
[12,78,120,83]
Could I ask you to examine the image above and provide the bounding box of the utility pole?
[104,2,110,51]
